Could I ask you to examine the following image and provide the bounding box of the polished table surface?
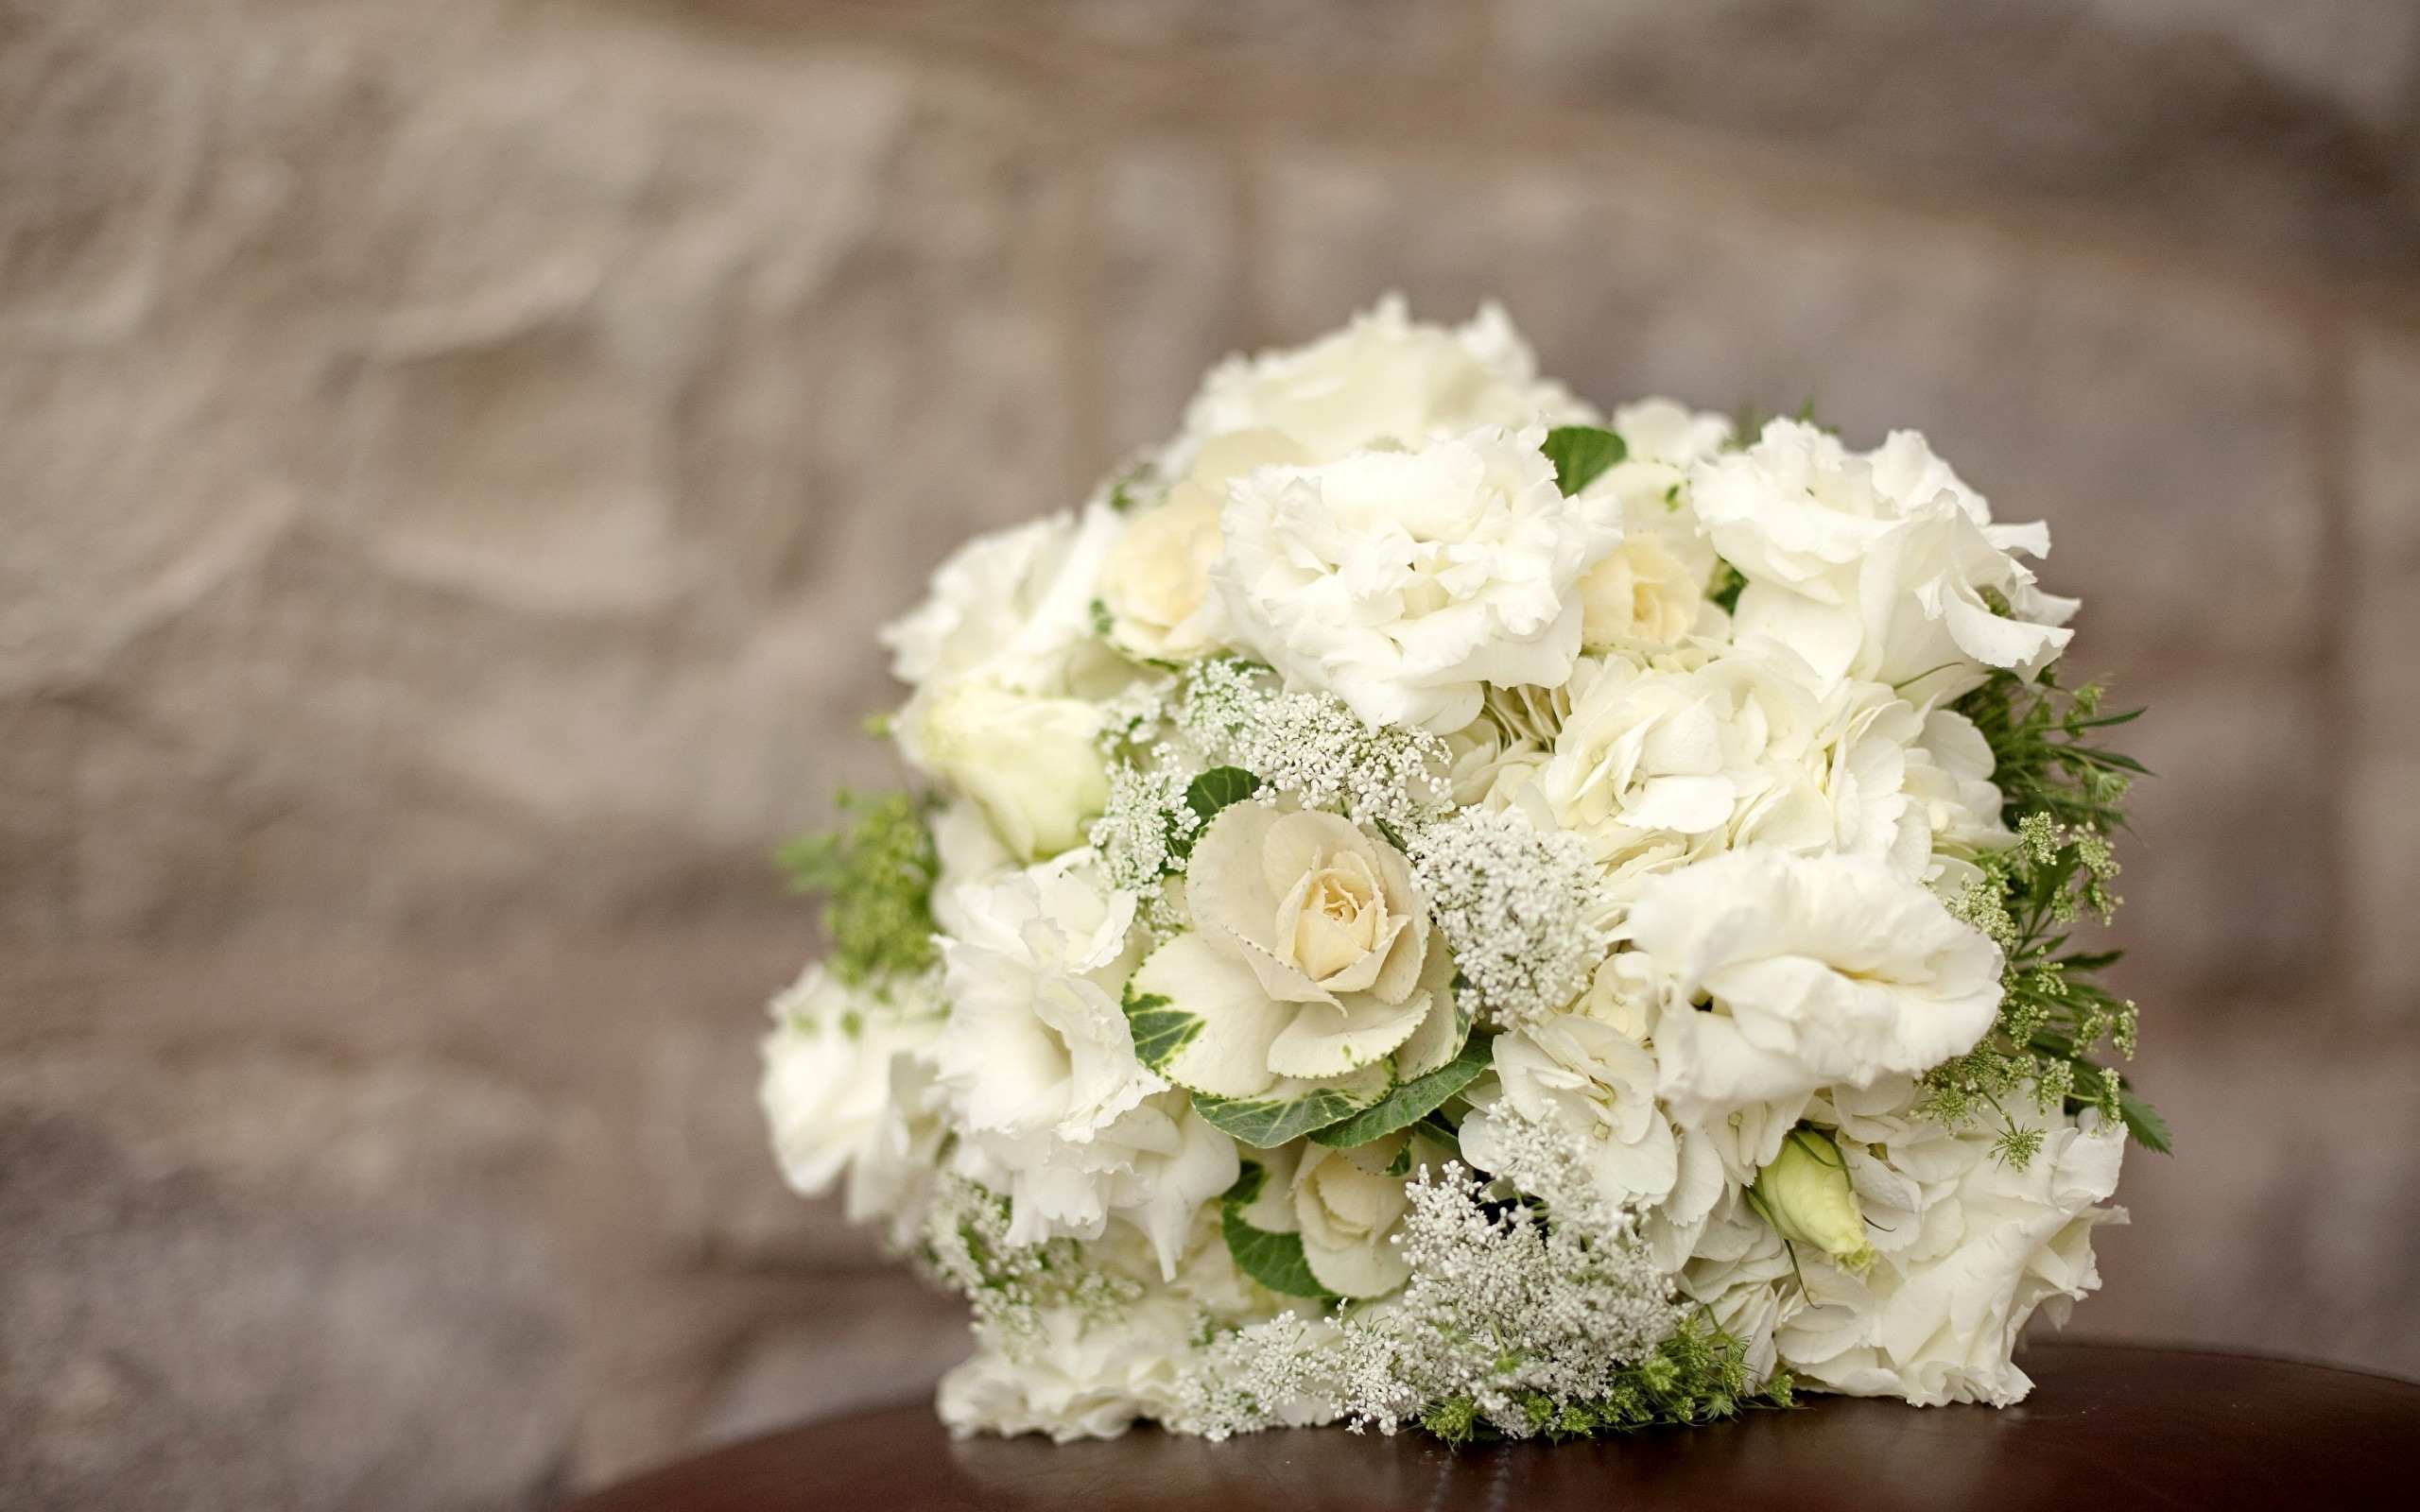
[563,1344,2420,1511]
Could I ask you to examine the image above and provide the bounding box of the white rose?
[1461,1013,1679,1213]
[759,963,945,1198]
[1290,1138,1415,1297]
[880,502,1129,698]
[1216,427,1618,732]
[1772,1084,2127,1407]
[1620,847,2002,1125]
[1130,803,1460,1099]
[1577,539,1706,650]
[903,681,1110,862]
[1101,430,1311,659]
[1692,421,2078,705]
[1167,295,1593,472]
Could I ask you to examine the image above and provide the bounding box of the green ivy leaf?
[1219,1164,1335,1300]
[1192,1065,1392,1148]
[1121,982,1201,1074]
[1543,425,1627,496]
[1307,1031,1493,1148]
[2118,1091,2172,1156]
[1184,765,1262,827]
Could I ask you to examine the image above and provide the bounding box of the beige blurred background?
[8,0,2420,1506]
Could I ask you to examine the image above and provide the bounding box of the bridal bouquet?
[760,299,2162,1443]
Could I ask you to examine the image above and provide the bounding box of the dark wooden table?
[563,1343,2420,1511]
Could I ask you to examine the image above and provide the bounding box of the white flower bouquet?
[761,299,2162,1444]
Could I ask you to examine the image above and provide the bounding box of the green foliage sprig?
[1919,669,2168,1163]
[776,789,941,986]
[1418,1314,1794,1445]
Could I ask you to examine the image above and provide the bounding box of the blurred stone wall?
[5,0,2420,1505]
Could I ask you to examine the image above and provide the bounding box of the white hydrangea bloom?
[1214,427,1618,733]
[1461,1013,1680,1213]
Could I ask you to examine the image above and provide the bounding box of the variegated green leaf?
[1308,1030,1494,1148]
[1191,1063,1392,1148]
[1121,982,1201,1074]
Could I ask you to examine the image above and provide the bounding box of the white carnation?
[1693,421,2077,706]
[1619,847,2002,1125]
[880,502,1128,698]
[1215,427,1618,732]
[1167,295,1593,471]
[935,851,1228,1263]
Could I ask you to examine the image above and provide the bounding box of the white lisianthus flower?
[881,502,1129,698]
[1771,1082,2127,1407]
[1130,803,1460,1098]
[1215,427,1618,732]
[1693,421,2077,706]
[903,681,1110,862]
[1461,1013,1679,1213]
[1619,847,2002,1125]
[759,963,946,1198]
[1167,295,1594,472]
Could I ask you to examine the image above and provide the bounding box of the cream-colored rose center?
[1103,486,1223,637]
[1580,539,1701,650]
[1280,851,1388,982]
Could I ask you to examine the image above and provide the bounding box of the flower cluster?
[760,300,2152,1444]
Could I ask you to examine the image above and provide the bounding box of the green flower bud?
[1751,1127,1876,1274]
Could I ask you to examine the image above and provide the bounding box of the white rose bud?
[1578,538,1705,650]
[1751,1126,1876,1274]
[908,681,1109,861]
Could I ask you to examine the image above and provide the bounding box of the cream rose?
[1578,539,1706,650]
[1292,1139,1415,1297]
[1100,430,1311,658]
[903,681,1110,862]
[1130,803,1460,1100]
